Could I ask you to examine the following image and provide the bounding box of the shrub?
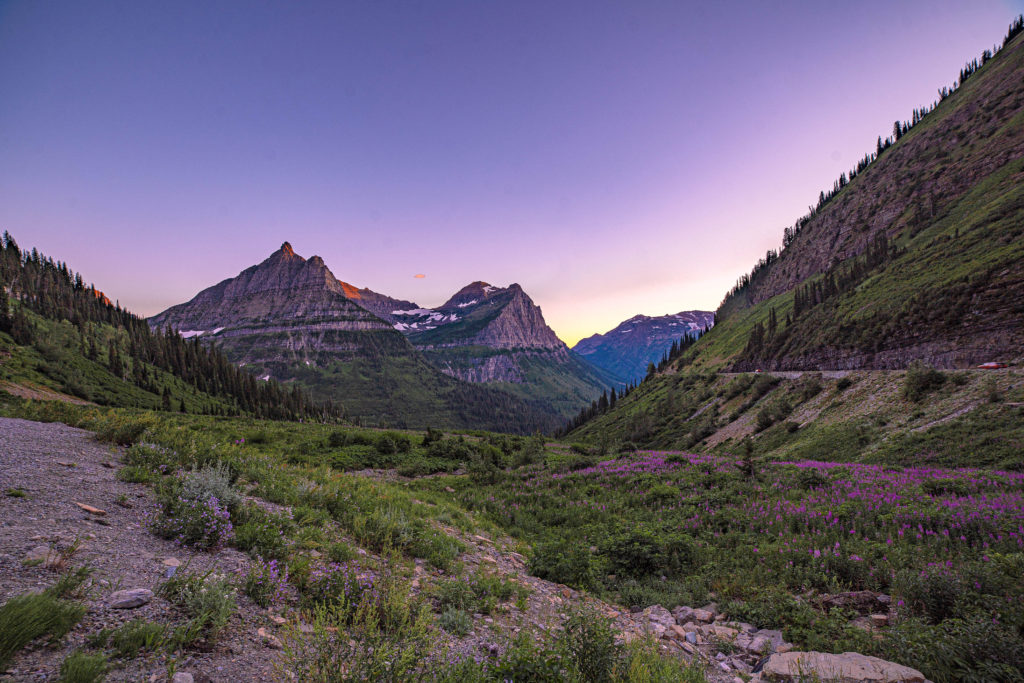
[151,495,234,550]
[157,570,237,645]
[243,557,289,608]
[231,507,290,560]
[58,651,108,683]
[557,607,620,683]
[902,362,947,402]
[95,413,156,445]
[438,607,472,636]
[326,541,357,563]
[530,539,598,591]
[304,562,373,616]
[180,461,242,513]
[376,434,397,455]
[602,528,698,580]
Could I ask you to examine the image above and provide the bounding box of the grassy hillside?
[568,366,1024,471]
[0,312,237,414]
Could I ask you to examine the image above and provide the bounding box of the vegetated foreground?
[0,396,1020,682]
[0,402,724,682]
[420,447,1024,681]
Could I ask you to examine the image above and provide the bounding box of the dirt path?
[0,417,280,683]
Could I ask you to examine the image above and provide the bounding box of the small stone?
[74,502,106,516]
[685,632,697,644]
[109,588,153,609]
[172,674,194,683]
[870,613,889,627]
[444,486,455,493]
[258,627,283,649]
[162,557,181,567]
[691,608,714,623]
[718,661,732,672]
[23,545,58,568]
[308,550,322,559]
[269,615,287,625]
[56,460,76,467]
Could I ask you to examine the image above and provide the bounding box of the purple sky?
[2,1,1021,346]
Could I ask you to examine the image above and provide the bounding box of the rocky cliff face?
[149,243,394,351]
[148,245,563,432]
[387,282,615,417]
[573,311,714,382]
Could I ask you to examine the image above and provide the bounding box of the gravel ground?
[0,417,282,682]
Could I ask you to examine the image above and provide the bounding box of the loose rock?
[109,588,154,609]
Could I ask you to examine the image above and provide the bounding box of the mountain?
[0,233,327,420]
[382,281,620,417]
[149,244,560,433]
[565,22,1024,453]
[572,311,714,383]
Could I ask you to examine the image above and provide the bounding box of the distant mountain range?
[573,312,714,383]
[149,243,618,428]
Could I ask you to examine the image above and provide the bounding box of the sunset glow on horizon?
[2,1,1022,347]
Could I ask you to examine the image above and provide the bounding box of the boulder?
[673,606,694,624]
[691,608,715,623]
[754,651,929,682]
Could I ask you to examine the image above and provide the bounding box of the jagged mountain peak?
[280,241,295,256]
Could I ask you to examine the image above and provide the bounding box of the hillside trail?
[0,417,745,682]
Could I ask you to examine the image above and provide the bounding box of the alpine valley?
[148,243,619,429]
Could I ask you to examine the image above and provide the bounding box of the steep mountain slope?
[711,28,1024,371]
[573,311,714,383]
[567,22,1024,453]
[386,282,619,417]
[149,245,560,433]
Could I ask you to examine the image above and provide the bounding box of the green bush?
[157,570,237,645]
[902,362,947,402]
[530,539,599,591]
[438,607,472,636]
[180,461,242,513]
[232,506,291,560]
[557,607,620,683]
[58,651,108,683]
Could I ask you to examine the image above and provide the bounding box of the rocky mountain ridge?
[573,311,714,382]
[148,244,561,432]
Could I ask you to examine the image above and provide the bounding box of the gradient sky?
[2,1,1022,346]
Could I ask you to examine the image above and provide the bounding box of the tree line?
[559,331,704,436]
[0,231,338,421]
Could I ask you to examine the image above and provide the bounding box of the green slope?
[568,25,1024,459]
